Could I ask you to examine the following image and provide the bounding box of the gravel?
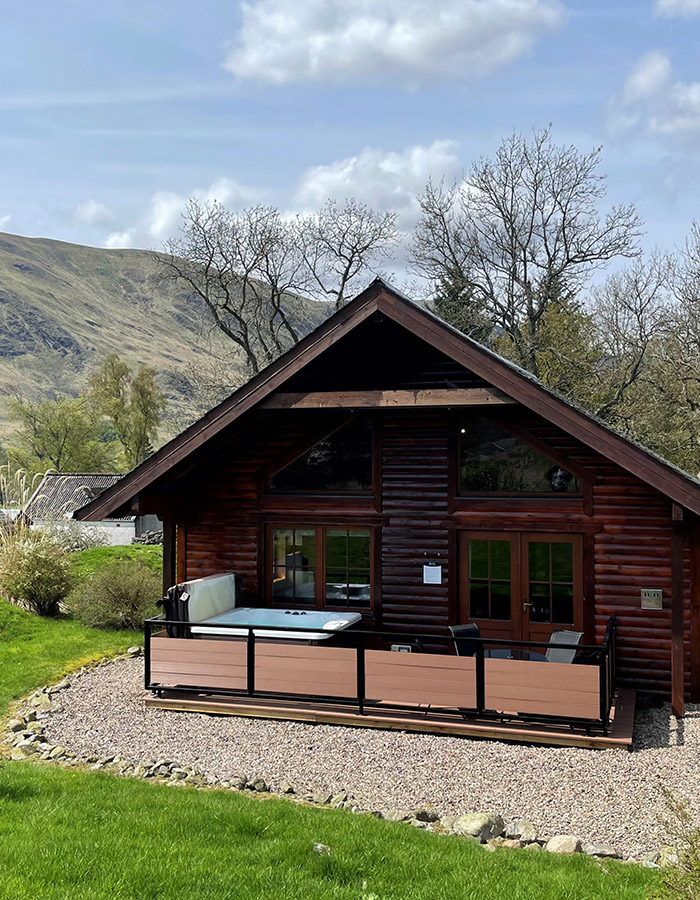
[43,657,700,858]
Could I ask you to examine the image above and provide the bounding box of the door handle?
[522,599,532,613]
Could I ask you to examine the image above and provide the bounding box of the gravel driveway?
[43,657,699,858]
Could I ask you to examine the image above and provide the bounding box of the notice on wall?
[423,564,442,585]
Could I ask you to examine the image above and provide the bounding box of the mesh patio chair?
[545,630,583,664]
[449,623,481,657]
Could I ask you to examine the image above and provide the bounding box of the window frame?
[267,523,375,613]
[454,413,593,507]
[265,415,378,497]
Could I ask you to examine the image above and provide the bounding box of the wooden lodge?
[75,280,700,748]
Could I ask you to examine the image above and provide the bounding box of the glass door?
[459,532,584,644]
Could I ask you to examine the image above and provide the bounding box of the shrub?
[651,789,700,900]
[45,520,107,553]
[66,559,161,630]
[0,530,74,617]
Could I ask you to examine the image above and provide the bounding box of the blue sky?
[1,0,699,263]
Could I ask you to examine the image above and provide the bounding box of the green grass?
[0,600,132,715]
[0,588,657,899]
[0,764,655,900]
[70,545,162,582]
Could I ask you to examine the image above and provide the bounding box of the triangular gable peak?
[75,279,700,520]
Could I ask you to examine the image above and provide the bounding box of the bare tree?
[410,128,643,373]
[298,199,398,310]
[164,197,398,375]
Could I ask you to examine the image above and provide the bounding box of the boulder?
[49,747,66,760]
[127,646,142,658]
[524,842,543,852]
[584,843,621,859]
[505,819,538,844]
[330,792,348,807]
[411,808,440,823]
[385,809,413,822]
[546,835,582,854]
[249,777,268,792]
[7,719,25,733]
[230,775,248,790]
[11,743,35,760]
[453,813,505,842]
[310,791,332,805]
[279,780,295,794]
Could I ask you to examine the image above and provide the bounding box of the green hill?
[0,232,324,442]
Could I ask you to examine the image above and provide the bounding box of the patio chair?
[449,623,481,657]
[545,630,583,664]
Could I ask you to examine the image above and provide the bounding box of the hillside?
[0,232,325,441]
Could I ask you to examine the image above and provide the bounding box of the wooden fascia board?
[75,291,382,521]
[379,292,700,515]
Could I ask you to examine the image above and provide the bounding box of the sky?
[1,0,699,266]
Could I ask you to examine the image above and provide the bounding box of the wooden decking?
[145,688,636,750]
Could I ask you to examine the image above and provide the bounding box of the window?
[269,418,373,493]
[460,415,580,494]
[270,526,371,610]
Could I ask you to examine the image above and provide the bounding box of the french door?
[458,532,584,644]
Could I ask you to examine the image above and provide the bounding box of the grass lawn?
[70,544,162,582]
[0,764,656,900]
[0,601,133,715]
[0,598,658,899]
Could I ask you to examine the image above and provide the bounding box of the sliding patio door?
[458,532,584,645]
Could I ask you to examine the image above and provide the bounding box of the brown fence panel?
[365,650,477,707]
[150,636,247,690]
[254,643,357,698]
[484,658,600,719]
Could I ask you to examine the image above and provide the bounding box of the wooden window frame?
[266,523,376,614]
[263,414,379,501]
[454,412,594,512]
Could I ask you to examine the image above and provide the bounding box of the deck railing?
[144,615,618,734]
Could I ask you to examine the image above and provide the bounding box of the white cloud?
[606,51,700,139]
[224,0,562,89]
[0,213,10,230]
[74,198,114,226]
[104,177,260,250]
[293,140,461,229]
[655,0,700,16]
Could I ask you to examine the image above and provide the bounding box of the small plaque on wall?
[423,564,442,585]
[641,588,663,610]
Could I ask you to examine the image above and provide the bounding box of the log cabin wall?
[177,406,692,702]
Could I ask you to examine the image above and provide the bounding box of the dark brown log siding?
[179,407,691,701]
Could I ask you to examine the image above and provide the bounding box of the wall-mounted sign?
[423,564,442,585]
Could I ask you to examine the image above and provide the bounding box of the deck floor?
[145,688,636,750]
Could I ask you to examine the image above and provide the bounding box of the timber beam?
[259,388,516,410]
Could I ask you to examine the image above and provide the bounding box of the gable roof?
[74,279,700,520]
[25,473,133,522]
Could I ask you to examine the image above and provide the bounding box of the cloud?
[104,178,260,250]
[74,199,114,226]
[655,0,700,16]
[606,51,700,139]
[293,140,461,229]
[224,0,563,89]
[0,214,10,230]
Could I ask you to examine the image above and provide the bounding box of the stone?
[25,721,44,735]
[7,719,25,733]
[502,839,524,850]
[330,792,348,807]
[546,835,582,854]
[411,808,440,823]
[524,842,543,852]
[645,847,680,868]
[11,743,35,760]
[385,809,413,822]
[453,813,505,842]
[279,780,295,794]
[249,777,268,792]
[50,679,71,693]
[230,775,248,790]
[439,816,458,832]
[505,819,538,844]
[584,843,621,859]
[310,792,332,806]
[127,646,142,658]
[30,694,53,713]
[312,843,332,856]
[49,747,66,759]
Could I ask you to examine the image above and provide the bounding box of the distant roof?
[24,473,134,522]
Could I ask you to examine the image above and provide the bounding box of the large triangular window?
[460,415,580,494]
[269,418,373,493]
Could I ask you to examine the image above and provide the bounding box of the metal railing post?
[247,629,256,697]
[144,622,151,690]
[475,644,485,714]
[356,637,366,715]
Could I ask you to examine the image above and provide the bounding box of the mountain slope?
[0,232,324,441]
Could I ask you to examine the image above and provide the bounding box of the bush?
[651,789,700,899]
[0,530,74,617]
[66,559,161,630]
[45,520,107,553]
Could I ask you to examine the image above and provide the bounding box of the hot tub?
[189,607,362,640]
